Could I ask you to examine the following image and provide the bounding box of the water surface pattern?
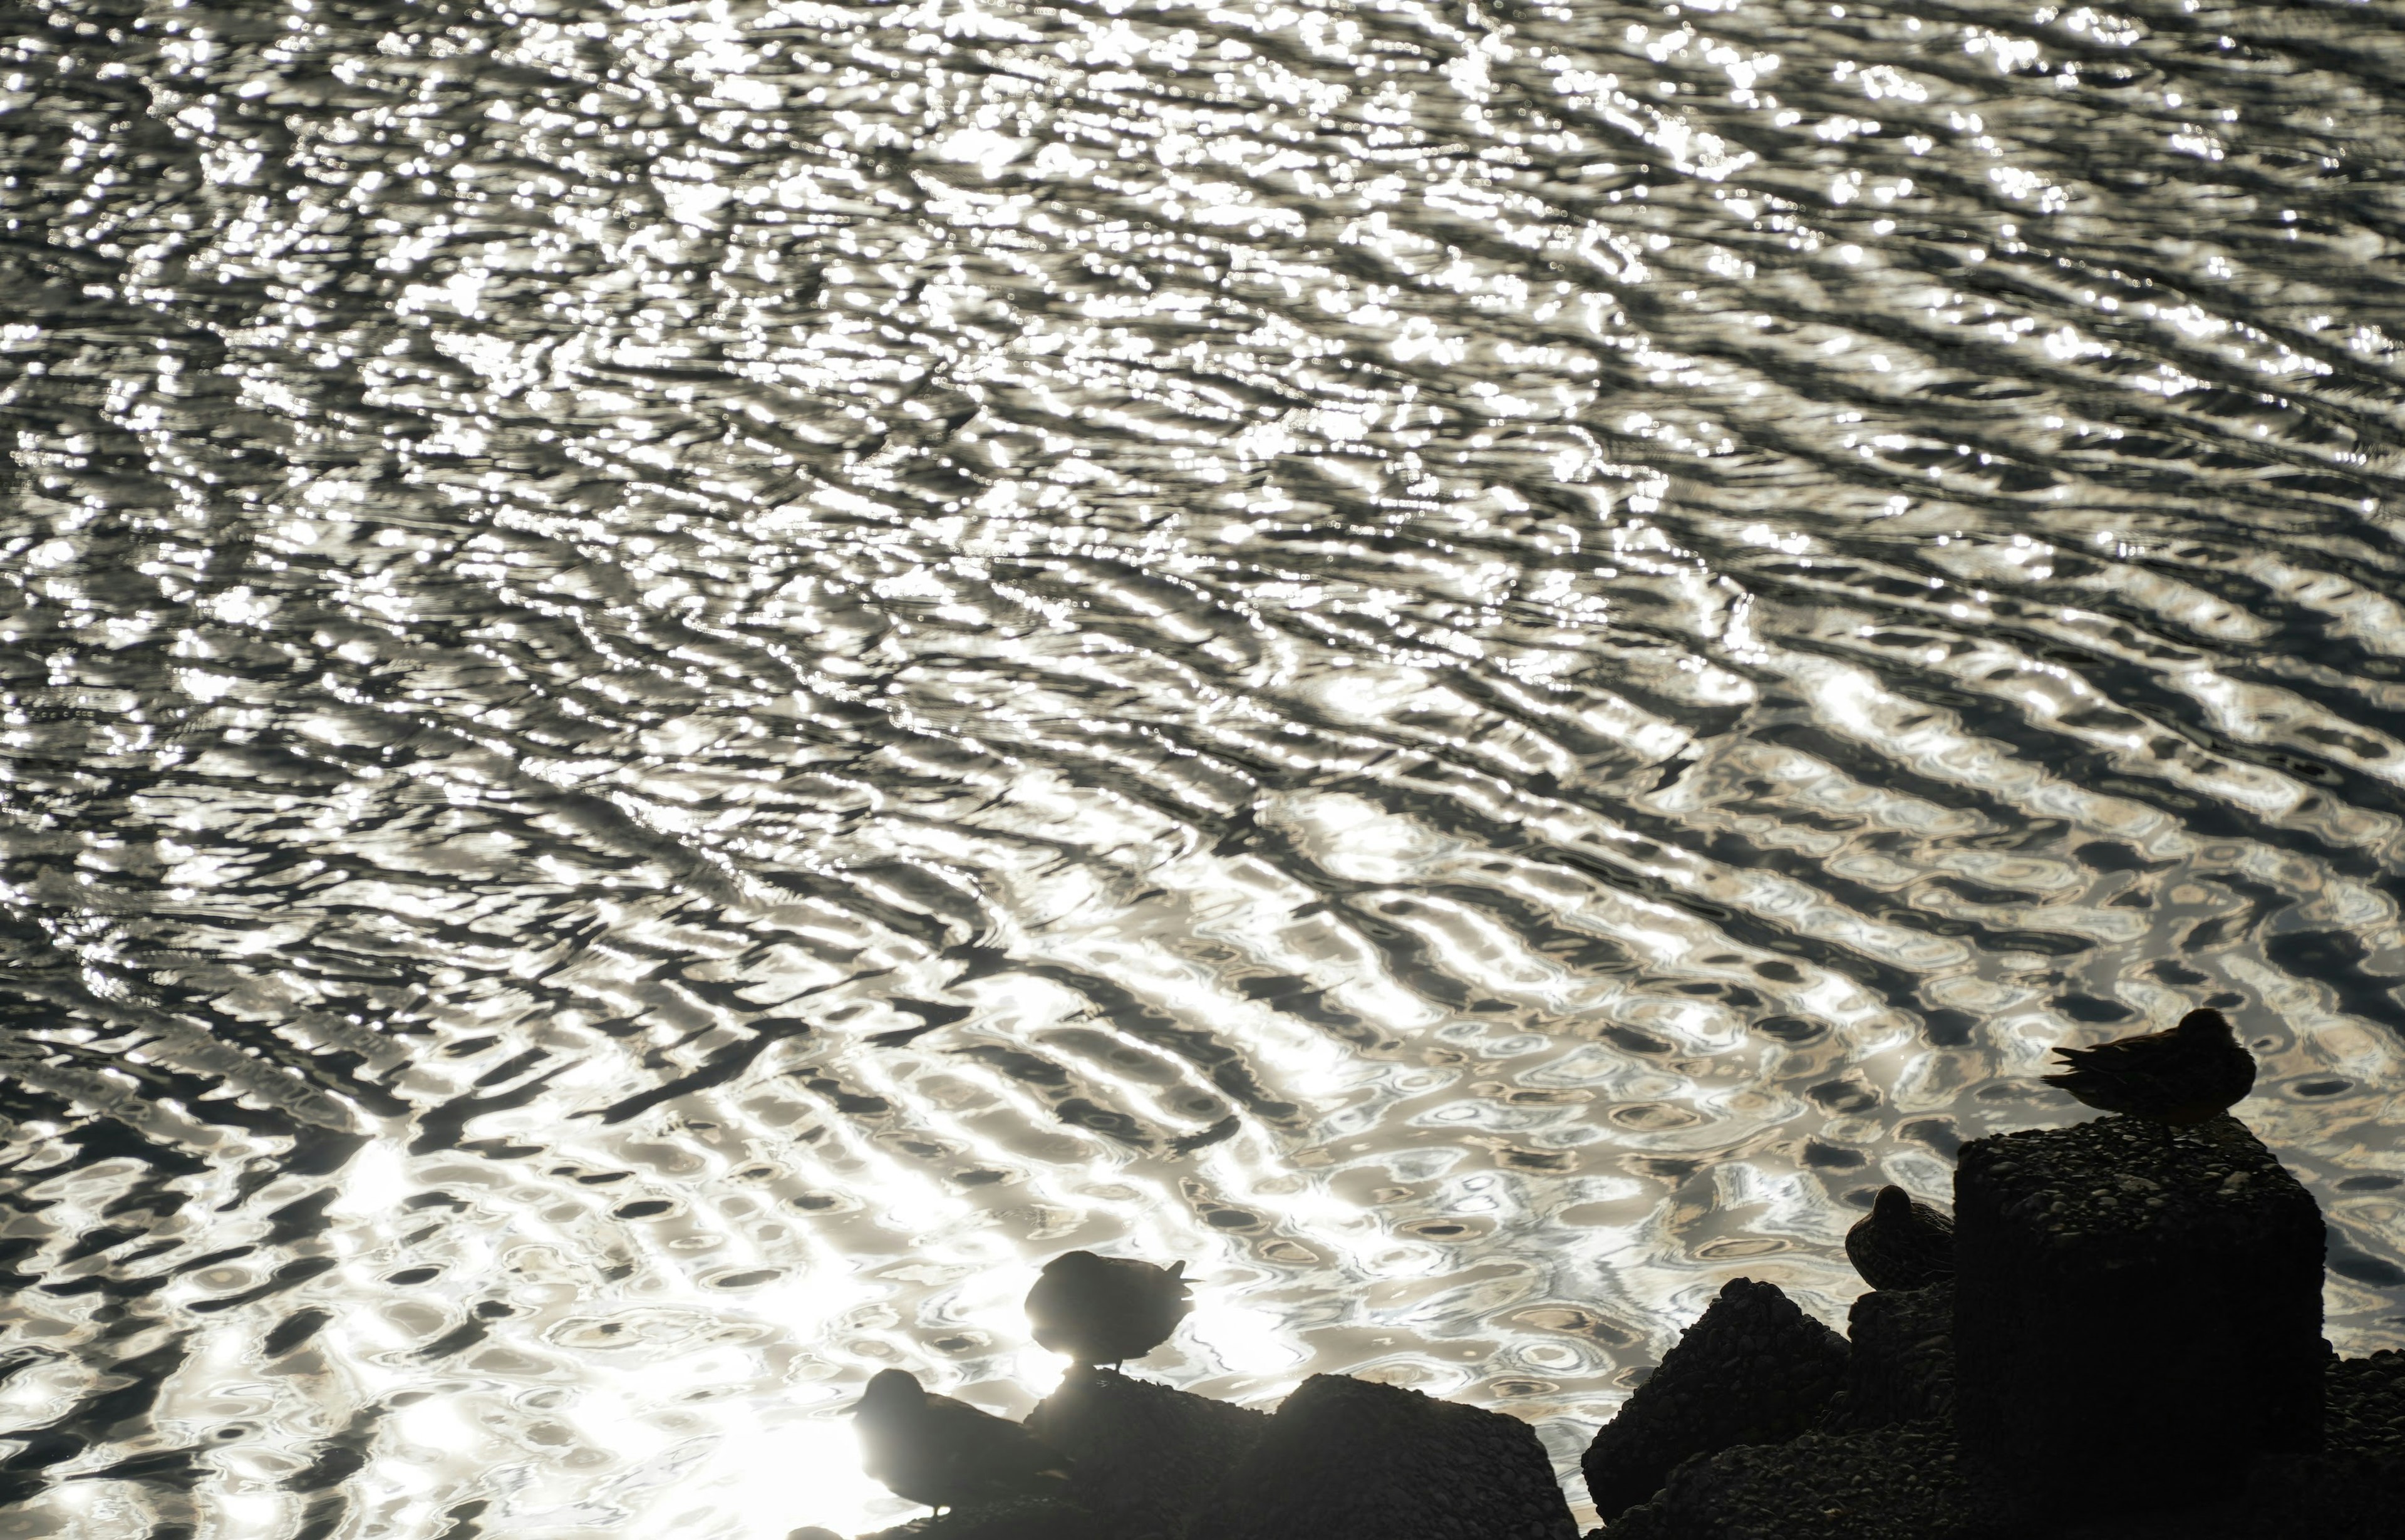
[4,0,2405,1531]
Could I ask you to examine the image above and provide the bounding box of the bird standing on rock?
[2040,1006,2257,1125]
[1025,1250,1192,1368]
[1845,1185,1956,1292]
[851,1368,1071,1513]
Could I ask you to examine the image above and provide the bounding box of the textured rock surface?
[859,1496,1104,1540]
[1580,1276,1848,1522]
[1818,1280,1953,1433]
[2027,1454,2405,1540]
[1196,1373,1576,1540]
[1027,1367,1266,1539]
[1953,1112,2324,1522]
[2327,1348,2405,1460]
[1600,1424,1970,1540]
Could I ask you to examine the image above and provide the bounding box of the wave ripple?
[3,0,2405,1531]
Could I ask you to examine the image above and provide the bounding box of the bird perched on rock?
[2040,1006,2256,1125]
[852,1368,1071,1513]
[1846,1185,1956,1292]
[1025,1251,1192,1368]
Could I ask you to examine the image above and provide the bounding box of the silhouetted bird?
[2041,1007,2256,1125]
[852,1368,1071,1513]
[1025,1251,1192,1367]
[1845,1185,1956,1292]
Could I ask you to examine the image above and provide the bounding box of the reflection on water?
[3,0,2405,1531]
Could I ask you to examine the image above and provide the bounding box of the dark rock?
[1580,1277,1848,1522]
[2208,1449,2405,1540]
[859,1496,1104,1540]
[2029,1450,2405,1540]
[1601,1424,1972,1540]
[1818,1281,1953,1433]
[1196,1373,1575,1540]
[2326,1348,2405,1461]
[1953,1112,2325,1524]
[1027,1367,1266,1539]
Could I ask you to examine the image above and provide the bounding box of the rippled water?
[4,0,2405,1531]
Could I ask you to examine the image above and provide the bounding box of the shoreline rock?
[1597,1422,1970,1540]
[1026,1367,1266,1540]
[1578,1276,1848,1522]
[1816,1279,1952,1434]
[1196,1372,1577,1540]
[856,1495,1104,1540]
[1954,1114,2325,1523]
[815,1115,2399,1540]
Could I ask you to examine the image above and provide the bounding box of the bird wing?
[2061,1033,2171,1068]
[938,1401,1070,1487]
[2043,1035,2164,1094]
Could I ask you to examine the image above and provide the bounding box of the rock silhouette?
[1603,1422,1970,1540]
[1953,1112,2325,1523]
[1194,1373,1576,1540]
[1578,1276,1849,1523]
[1816,1280,1955,1434]
[858,1497,1103,1540]
[805,1007,2401,1540]
[1026,1367,1265,1540]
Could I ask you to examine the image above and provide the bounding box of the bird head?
[1871,1185,1916,1222]
[2175,1007,2237,1040]
[856,1369,925,1415]
[1039,1249,1107,1278]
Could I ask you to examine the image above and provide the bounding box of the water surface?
[4,0,2405,1532]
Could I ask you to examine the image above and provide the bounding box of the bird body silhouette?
[2041,1007,2256,1124]
[852,1369,1070,1512]
[1025,1251,1192,1367]
[1846,1186,1956,1292]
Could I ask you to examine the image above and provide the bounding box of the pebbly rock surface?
[1580,1276,1848,1522]
[858,1496,1104,1540]
[1953,1113,2325,1524]
[2327,1348,2405,1460]
[2141,1351,2405,1540]
[1194,1373,1576,1540]
[2030,1452,2405,1540]
[1026,1367,1267,1540]
[1816,1280,1953,1433]
[1597,1423,1970,1540]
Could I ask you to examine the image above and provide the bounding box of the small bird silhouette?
[1025,1251,1192,1368]
[852,1368,1071,1512]
[2040,1006,2256,1125]
[1845,1185,1956,1292]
